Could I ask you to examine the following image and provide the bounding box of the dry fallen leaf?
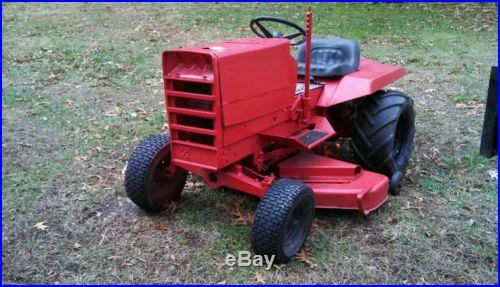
[463,203,479,211]
[220,202,236,214]
[295,250,317,269]
[404,202,423,210]
[84,178,110,192]
[423,146,440,162]
[245,233,252,245]
[231,209,254,226]
[404,202,425,217]
[314,218,329,226]
[136,108,149,116]
[47,73,60,83]
[163,200,179,211]
[34,221,49,230]
[220,199,254,226]
[156,223,168,232]
[234,197,246,209]
[121,163,128,179]
[254,272,265,283]
[409,193,424,202]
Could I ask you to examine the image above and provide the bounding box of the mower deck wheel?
[389,170,404,195]
[251,178,315,263]
[125,134,187,213]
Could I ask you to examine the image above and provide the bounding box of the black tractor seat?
[296,38,360,78]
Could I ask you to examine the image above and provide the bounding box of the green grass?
[2,2,498,284]
[421,148,497,206]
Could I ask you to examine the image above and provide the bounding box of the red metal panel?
[316,58,407,107]
[279,152,360,178]
[278,152,389,215]
[171,142,218,170]
[163,51,224,171]
[308,172,388,215]
[219,135,259,167]
[219,166,269,198]
[223,109,290,147]
[216,39,297,127]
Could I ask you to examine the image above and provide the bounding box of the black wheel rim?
[283,196,314,258]
[148,148,184,203]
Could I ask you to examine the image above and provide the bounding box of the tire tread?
[351,90,416,178]
[251,178,314,263]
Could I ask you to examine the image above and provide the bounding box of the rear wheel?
[125,134,188,212]
[251,178,315,263]
[351,90,416,195]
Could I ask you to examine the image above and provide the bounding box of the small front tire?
[124,134,187,213]
[251,178,315,263]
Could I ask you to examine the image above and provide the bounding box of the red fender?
[316,58,408,107]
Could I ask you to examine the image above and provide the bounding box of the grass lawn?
[2,2,498,284]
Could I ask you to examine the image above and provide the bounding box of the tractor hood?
[163,37,297,128]
[166,37,291,58]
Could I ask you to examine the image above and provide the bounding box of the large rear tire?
[351,90,416,195]
[125,134,188,212]
[251,178,315,263]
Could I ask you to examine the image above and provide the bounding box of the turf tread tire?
[251,178,315,263]
[125,134,187,213]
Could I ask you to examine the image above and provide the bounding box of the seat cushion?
[296,38,360,78]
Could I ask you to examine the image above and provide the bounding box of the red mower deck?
[279,152,388,214]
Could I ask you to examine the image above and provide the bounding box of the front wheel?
[351,90,416,195]
[124,134,188,212]
[251,178,315,263]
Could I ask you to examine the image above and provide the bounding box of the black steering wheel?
[250,16,306,46]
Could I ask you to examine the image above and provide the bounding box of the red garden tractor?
[125,10,415,263]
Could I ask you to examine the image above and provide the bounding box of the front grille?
[165,79,216,148]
